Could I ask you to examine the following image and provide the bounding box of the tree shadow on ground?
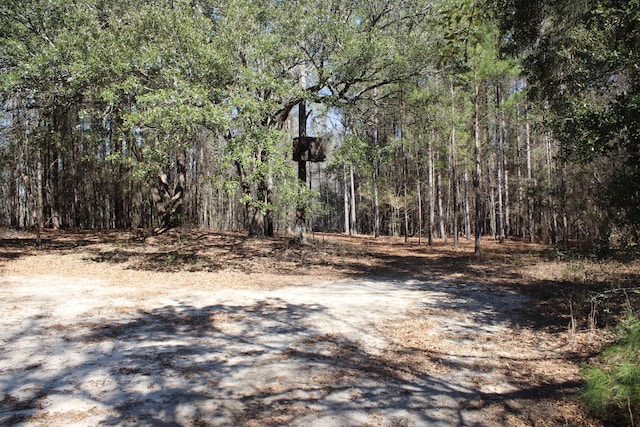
[1,290,589,426]
[3,229,636,336]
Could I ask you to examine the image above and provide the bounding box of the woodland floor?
[0,228,637,426]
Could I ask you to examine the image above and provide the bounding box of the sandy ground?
[0,231,596,426]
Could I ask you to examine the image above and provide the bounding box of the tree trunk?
[503,129,510,239]
[249,207,265,237]
[295,98,308,243]
[35,148,44,248]
[499,83,510,240]
[373,164,381,239]
[152,154,186,234]
[350,164,357,235]
[11,162,19,228]
[497,142,505,242]
[343,164,350,234]
[416,158,423,245]
[473,65,482,256]
[46,137,61,230]
[262,149,274,237]
[111,118,125,229]
[496,84,505,243]
[403,141,409,243]
[516,106,525,239]
[561,156,569,248]
[463,169,471,240]
[525,105,534,243]
[428,134,435,246]
[488,156,497,239]
[436,165,446,241]
[545,135,557,244]
[372,89,381,239]
[450,79,459,248]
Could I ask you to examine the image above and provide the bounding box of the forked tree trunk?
[151,154,186,234]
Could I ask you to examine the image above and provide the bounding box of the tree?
[496,0,640,245]
[215,0,432,238]
[7,0,610,248]
[0,0,231,232]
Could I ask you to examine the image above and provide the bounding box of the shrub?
[582,315,640,425]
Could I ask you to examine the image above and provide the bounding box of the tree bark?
[496,84,505,242]
[473,65,482,256]
[152,154,186,234]
[436,165,446,241]
[343,164,350,234]
[516,104,525,239]
[416,158,423,245]
[111,116,125,229]
[464,169,471,240]
[372,89,381,239]
[402,140,409,243]
[450,79,459,248]
[502,125,510,239]
[349,163,357,235]
[35,148,44,248]
[525,105,534,243]
[496,144,505,241]
[545,134,557,244]
[489,159,497,239]
[11,162,19,229]
[295,103,308,243]
[561,156,569,248]
[373,164,381,239]
[427,133,435,246]
[262,149,274,237]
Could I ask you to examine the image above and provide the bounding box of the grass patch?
[582,314,640,425]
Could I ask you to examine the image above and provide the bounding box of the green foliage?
[494,0,640,244]
[583,315,640,424]
[274,177,321,217]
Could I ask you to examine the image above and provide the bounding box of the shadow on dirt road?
[0,274,585,426]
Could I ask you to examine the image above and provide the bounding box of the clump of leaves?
[582,314,640,425]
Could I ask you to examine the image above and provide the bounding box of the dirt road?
[0,274,578,426]
[0,231,593,426]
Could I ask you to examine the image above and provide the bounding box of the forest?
[1,1,640,425]
[1,0,638,253]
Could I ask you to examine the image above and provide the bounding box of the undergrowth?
[582,314,640,426]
